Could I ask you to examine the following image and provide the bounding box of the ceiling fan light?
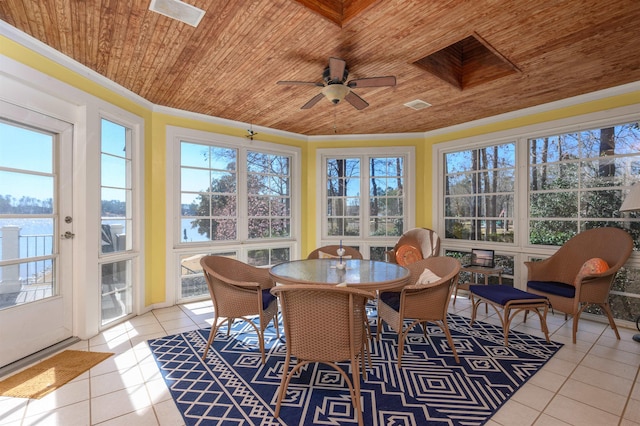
[322,84,350,104]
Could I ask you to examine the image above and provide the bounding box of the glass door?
[0,105,73,367]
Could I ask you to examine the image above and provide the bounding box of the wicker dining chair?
[270,284,375,426]
[377,256,461,367]
[200,255,279,364]
[307,245,364,259]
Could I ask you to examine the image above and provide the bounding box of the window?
[100,118,134,325]
[437,113,640,323]
[247,151,291,239]
[528,123,640,245]
[179,142,293,244]
[169,127,300,302]
[181,143,238,242]
[444,143,516,242]
[319,147,414,260]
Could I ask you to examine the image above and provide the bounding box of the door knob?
[61,231,75,239]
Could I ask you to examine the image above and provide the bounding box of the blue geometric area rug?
[148,313,562,426]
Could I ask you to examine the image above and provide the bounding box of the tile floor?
[1,295,639,426]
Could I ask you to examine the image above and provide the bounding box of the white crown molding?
[153,104,307,142]
[309,131,425,142]
[422,81,640,139]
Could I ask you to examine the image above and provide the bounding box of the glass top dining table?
[269,259,410,291]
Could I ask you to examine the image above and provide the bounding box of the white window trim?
[97,112,143,328]
[433,104,640,288]
[165,125,301,304]
[316,146,415,256]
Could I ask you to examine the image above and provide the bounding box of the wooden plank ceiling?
[1,0,639,136]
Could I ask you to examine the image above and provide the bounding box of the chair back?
[388,228,440,264]
[200,255,272,317]
[401,256,461,319]
[271,284,374,362]
[307,245,364,259]
[530,227,633,285]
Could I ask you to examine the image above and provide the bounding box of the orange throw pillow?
[574,257,609,285]
[395,244,423,266]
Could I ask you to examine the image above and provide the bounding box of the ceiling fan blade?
[344,91,369,110]
[277,80,324,86]
[301,93,325,109]
[328,57,346,82]
[348,76,396,88]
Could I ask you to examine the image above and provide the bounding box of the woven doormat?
[0,350,113,399]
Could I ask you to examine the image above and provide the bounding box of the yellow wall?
[2,35,638,306]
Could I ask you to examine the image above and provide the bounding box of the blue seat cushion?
[262,289,276,310]
[527,281,575,298]
[379,291,401,312]
[470,285,547,306]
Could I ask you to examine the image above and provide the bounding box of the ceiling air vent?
[149,0,205,27]
[413,32,519,90]
[404,100,432,110]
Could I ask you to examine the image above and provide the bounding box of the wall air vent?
[149,0,205,27]
[404,100,432,110]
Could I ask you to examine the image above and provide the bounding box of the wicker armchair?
[526,227,633,343]
[377,256,461,367]
[200,255,279,363]
[270,284,375,426]
[386,227,440,265]
[307,245,364,259]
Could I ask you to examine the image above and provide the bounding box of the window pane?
[101,220,128,252]
[101,155,127,188]
[0,122,53,173]
[180,253,207,299]
[181,218,210,242]
[0,171,53,214]
[444,143,516,242]
[181,168,213,192]
[180,142,210,168]
[101,259,132,325]
[101,120,127,156]
[248,247,290,266]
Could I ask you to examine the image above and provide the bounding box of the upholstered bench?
[469,285,550,346]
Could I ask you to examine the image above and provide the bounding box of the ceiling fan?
[277,57,396,110]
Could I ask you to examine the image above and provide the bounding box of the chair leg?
[441,320,460,364]
[274,356,293,418]
[274,312,280,339]
[397,328,407,369]
[202,315,221,360]
[376,316,383,340]
[600,303,621,340]
[350,358,364,426]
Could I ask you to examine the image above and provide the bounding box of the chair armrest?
[525,259,562,282]
[574,268,618,286]
[202,264,264,289]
